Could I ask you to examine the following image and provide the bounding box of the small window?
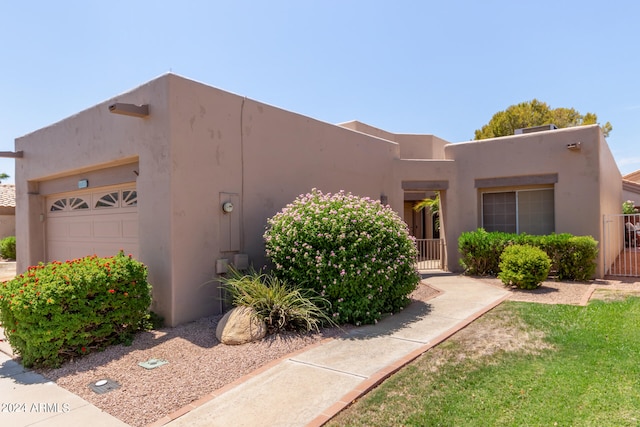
[95,192,119,208]
[122,190,137,207]
[69,197,89,210]
[50,199,67,212]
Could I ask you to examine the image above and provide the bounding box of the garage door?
[46,185,138,262]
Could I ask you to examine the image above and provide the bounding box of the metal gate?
[603,214,640,277]
[415,239,444,270]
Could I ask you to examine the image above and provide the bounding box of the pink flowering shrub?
[264,189,420,325]
[0,251,152,367]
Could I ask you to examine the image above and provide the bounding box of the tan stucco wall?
[394,134,448,160]
[597,131,623,276]
[337,120,398,142]
[338,121,448,160]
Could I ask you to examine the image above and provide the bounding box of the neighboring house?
[14,74,623,326]
[0,185,16,240]
[622,171,640,207]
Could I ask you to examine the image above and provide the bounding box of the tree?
[474,99,612,140]
[413,193,440,231]
[0,173,9,183]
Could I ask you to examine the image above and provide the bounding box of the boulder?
[215,306,267,345]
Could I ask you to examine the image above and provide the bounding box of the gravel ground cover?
[36,316,343,426]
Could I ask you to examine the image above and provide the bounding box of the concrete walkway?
[0,352,129,427]
[0,272,509,427]
[156,273,510,427]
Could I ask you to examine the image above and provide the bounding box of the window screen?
[482,192,516,233]
[482,189,554,235]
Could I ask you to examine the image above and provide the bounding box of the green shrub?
[264,189,420,325]
[0,251,152,367]
[459,230,598,281]
[554,236,598,281]
[0,236,16,260]
[498,245,551,289]
[220,268,334,333]
[458,229,513,276]
[511,233,597,280]
[535,233,567,273]
[141,311,165,330]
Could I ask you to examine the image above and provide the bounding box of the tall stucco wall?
[443,126,604,274]
[598,131,623,277]
[395,134,449,160]
[337,122,449,160]
[164,75,245,325]
[337,121,398,142]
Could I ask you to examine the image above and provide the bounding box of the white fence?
[415,239,443,270]
[603,214,640,277]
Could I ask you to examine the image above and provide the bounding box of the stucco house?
[14,73,623,326]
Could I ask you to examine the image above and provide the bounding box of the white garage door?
[46,185,138,262]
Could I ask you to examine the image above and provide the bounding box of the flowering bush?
[264,189,420,325]
[0,251,152,367]
[623,200,637,214]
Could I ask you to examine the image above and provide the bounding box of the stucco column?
[16,182,45,274]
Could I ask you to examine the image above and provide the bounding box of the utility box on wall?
[233,253,249,270]
[219,192,240,252]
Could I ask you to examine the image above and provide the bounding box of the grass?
[327,297,640,426]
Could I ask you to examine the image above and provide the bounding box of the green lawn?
[327,297,640,426]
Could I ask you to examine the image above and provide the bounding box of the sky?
[1,1,639,185]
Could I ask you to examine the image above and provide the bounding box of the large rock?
[216,306,267,345]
